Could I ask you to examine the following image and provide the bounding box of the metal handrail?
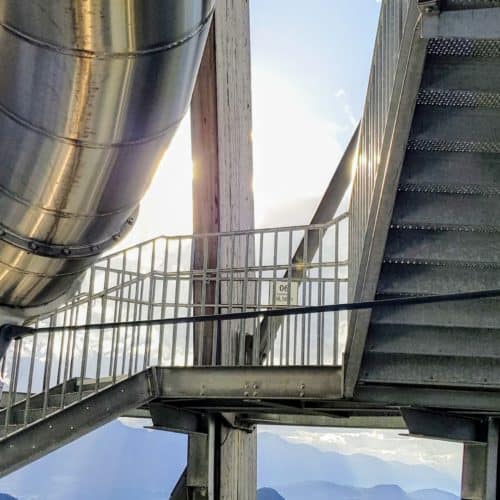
[0,216,349,436]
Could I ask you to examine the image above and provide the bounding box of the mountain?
[277,481,458,500]
[257,487,285,500]
[0,495,17,500]
[258,433,459,494]
[0,424,459,499]
[0,420,187,500]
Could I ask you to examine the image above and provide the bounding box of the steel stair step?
[360,351,500,388]
[384,228,500,264]
[391,191,500,229]
[421,56,500,92]
[377,262,500,296]
[371,296,500,329]
[417,88,500,109]
[366,323,500,358]
[25,391,95,409]
[411,106,500,144]
[400,150,500,188]
[77,376,127,392]
[0,407,60,426]
[427,38,500,58]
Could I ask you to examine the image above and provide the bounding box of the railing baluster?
[171,239,182,366]
[11,215,351,421]
[334,222,340,365]
[159,238,169,366]
[4,338,20,433]
[24,331,38,425]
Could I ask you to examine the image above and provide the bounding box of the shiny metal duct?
[0,0,214,315]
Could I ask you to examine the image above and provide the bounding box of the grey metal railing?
[349,0,414,298]
[0,214,348,434]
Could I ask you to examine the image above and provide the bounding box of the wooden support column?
[190,1,256,499]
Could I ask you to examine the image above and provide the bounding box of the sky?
[110,0,463,487]
[1,0,463,495]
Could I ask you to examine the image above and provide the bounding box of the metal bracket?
[418,0,441,15]
[0,207,138,259]
[148,402,208,435]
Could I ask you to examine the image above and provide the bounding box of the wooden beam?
[190,1,256,498]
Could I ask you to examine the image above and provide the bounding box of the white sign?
[273,280,299,306]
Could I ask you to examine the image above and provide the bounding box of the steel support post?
[461,419,500,500]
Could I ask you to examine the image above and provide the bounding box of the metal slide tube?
[0,0,214,313]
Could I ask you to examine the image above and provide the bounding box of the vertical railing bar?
[185,237,195,367]
[4,338,20,433]
[112,252,126,383]
[159,238,169,366]
[56,309,67,385]
[110,254,125,378]
[171,239,182,366]
[239,233,250,365]
[226,234,236,365]
[300,228,308,366]
[43,317,55,417]
[145,243,156,369]
[95,259,111,392]
[198,236,209,366]
[317,227,324,365]
[128,246,142,376]
[11,337,21,414]
[69,298,79,379]
[134,279,145,373]
[253,232,264,365]
[60,304,74,409]
[211,235,222,366]
[122,277,132,375]
[79,266,95,399]
[334,222,340,365]
[285,230,293,365]
[270,231,278,366]
[24,330,38,426]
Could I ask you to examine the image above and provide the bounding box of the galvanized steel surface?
[348,0,413,299]
[0,0,214,310]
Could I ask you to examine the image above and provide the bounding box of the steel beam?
[355,385,500,413]
[239,413,405,429]
[401,408,487,443]
[156,366,343,400]
[149,403,208,435]
[0,370,155,478]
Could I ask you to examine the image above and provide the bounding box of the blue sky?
[0,1,463,496]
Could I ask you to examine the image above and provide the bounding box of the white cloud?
[118,417,153,430]
[259,426,462,480]
[252,68,345,228]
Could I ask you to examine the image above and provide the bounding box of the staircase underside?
[357,23,500,396]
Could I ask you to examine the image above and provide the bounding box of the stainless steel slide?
[0,0,213,315]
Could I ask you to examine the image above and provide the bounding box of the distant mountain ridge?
[276,481,459,500]
[258,433,459,494]
[257,487,285,500]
